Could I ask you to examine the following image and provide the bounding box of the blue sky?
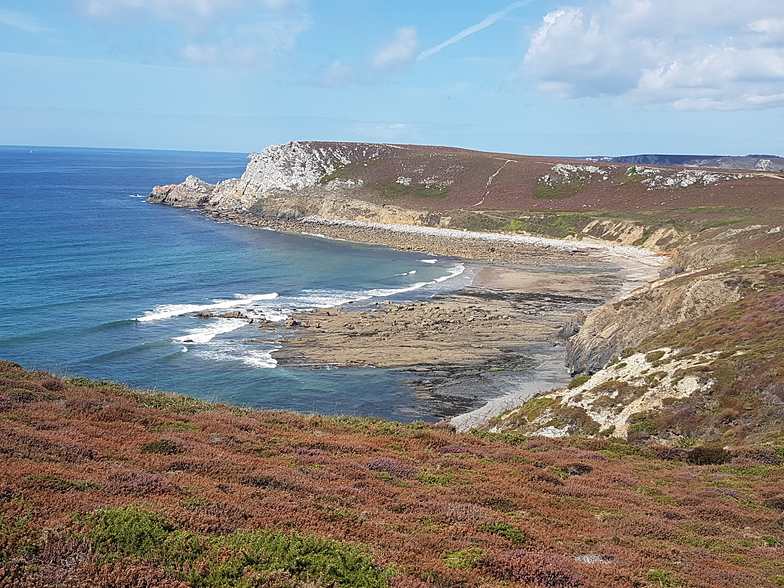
[2,0,784,156]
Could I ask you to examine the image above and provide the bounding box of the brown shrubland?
[0,360,782,587]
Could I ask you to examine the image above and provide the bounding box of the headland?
[148,140,784,445]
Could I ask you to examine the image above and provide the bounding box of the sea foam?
[137,292,279,322]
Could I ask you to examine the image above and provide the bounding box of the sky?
[2,0,784,156]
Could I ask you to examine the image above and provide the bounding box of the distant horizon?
[2,142,781,161]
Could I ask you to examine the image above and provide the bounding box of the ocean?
[0,146,474,422]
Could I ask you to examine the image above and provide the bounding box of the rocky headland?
[148,141,784,444]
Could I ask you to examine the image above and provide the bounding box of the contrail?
[418,0,536,60]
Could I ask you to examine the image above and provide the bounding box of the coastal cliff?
[149,141,784,444]
[564,269,746,375]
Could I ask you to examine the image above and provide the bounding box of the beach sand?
[214,209,668,427]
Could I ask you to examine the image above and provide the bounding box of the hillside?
[1,361,782,587]
[147,141,784,446]
[149,141,784,216]
[2,142,784,586]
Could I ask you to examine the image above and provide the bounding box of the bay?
[0,146,472,422]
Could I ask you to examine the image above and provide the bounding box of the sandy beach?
[213,209,668,427]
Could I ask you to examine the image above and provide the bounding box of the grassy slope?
[1,361,783,587]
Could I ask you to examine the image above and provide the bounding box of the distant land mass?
[583,153,784,171]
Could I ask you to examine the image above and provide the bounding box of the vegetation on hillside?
[1,361,782,587]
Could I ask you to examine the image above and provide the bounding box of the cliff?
[564,269,746,375]
[148,141,784,445]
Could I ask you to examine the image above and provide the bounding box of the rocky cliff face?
[564,271,746,375]
[149,141,393,211]
[565,222,783,374]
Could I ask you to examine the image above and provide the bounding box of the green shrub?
[88,507,391,587]
[169,529,390,587]
[647,568,679,587]
[89,506,173,557]
[154,421,198,432]
[685,446,731,465]
[443,547,482,569]
[417,469,454,485]
[477,522,527,545]
[140,439,184,455]
[568,375,591,389]
[25,474,98,492]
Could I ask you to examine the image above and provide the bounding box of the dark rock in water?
[195,310,249,319]
[217,311,248,319]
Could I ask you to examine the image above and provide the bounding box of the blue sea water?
[0,146,473,422]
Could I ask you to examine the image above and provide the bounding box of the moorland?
[2,141,783,587]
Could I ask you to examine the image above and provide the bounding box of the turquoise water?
[0,146,472,421]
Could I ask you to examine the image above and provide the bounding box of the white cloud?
[370,27,419,73]
[523,0,784,110]
[79,0,310,69]
[181,15,310,68]
[0,9,53,33]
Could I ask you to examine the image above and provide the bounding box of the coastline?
[207,208,668,426]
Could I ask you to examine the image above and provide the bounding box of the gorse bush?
[89,506,173,558]
[88,506,391,587]
[140,438,184,455]
[686,445,731,465]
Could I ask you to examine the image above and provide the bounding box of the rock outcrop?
[565,271,747,375]
[148,175,216,207]
[150,141,394,211]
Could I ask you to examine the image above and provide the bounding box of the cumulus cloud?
[523,0,784,110]
[78,0,309,68]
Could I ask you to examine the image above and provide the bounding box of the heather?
[1,361,783,587]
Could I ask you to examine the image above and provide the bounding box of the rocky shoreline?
[199,209,667,427]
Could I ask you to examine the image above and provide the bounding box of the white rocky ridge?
[489,347,719,439]
[539,162,610,186]
[634,166,754,190]
[202,142,393,209]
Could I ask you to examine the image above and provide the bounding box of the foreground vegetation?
[1,361,782,587]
